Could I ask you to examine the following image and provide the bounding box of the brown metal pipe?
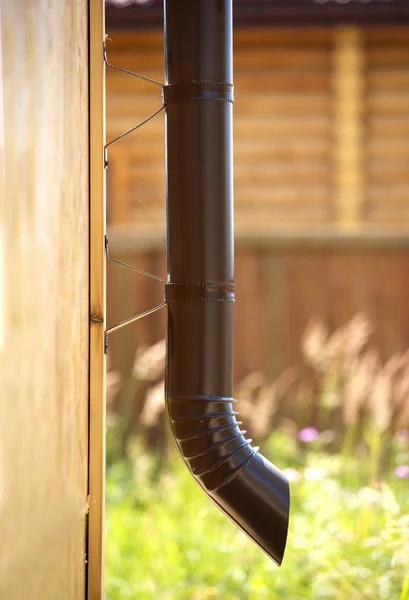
[164,0,290,565]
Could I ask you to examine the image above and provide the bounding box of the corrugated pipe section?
[163,0,290,565]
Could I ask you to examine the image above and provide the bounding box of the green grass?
[105,433,409,600]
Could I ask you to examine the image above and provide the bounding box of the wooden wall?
[0,2,89,599]
[105,26,409,234]
[104,25,409,385]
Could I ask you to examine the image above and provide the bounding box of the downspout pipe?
[164,0,290,565]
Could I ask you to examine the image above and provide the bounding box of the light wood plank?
[368,69,409,90]
[365,27,409,44]
[234,139,331,159]
[0,2,89,598]
[235,185,330,205]
[88,0,106,598]
[367,140,409,156]
[124,185,329,213]
[367,91,409,113]
[367,48,409,68]
[368,117,409,136]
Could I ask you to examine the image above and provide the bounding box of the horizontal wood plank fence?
[107,244,409,385]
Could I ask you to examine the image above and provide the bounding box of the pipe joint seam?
[165,281,235,303]
[163,81,234,105]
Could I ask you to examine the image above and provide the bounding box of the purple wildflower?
[298,427,319,443]
[394,465,409,479]
[397,429,409,442]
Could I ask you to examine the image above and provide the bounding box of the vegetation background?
[105,315,409,600]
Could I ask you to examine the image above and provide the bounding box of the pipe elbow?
[168,394,290,565]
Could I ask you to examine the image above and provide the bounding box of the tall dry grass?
[106,313,409,475]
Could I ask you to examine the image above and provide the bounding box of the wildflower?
[298,426,319,443]
[397,429,409,442]
[394,465,409,479]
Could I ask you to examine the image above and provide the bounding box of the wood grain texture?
[88,0,106,598]
[0,1,89,598]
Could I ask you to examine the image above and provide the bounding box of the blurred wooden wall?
[105,25,409,384]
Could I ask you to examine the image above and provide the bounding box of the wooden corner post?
[333,26,365,229]
[88,0,106,598]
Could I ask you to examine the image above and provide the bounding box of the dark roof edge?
[106,5,409,30]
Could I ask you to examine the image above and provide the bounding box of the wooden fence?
[107,240,409,384]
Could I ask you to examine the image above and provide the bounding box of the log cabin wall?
[105,26,409,383]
